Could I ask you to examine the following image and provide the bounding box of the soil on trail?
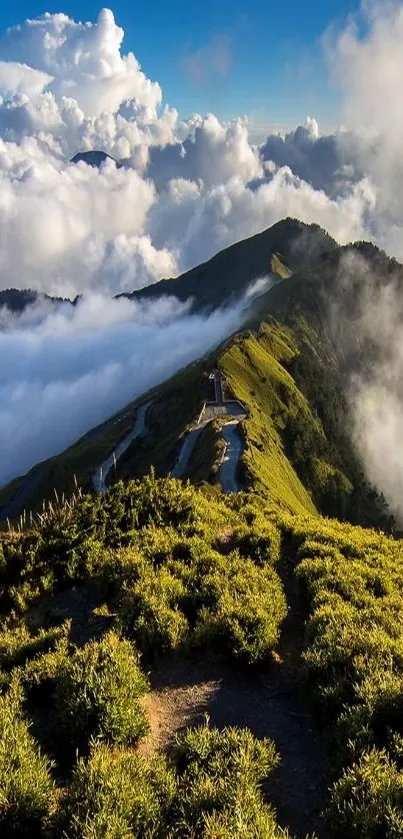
[141,555,328,839]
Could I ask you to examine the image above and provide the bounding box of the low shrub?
[0,682,54,837]
[54,632,149,755]
[0,622,69,672]
[194,553,287,664]
[327,749,403,838]
[170,722,282,838]
[119,559,189,658]
[232,517,281,566]
[53,742,176,839]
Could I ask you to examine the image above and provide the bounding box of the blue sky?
[0,0,360,130]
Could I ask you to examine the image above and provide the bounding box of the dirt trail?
[140,554,328,838]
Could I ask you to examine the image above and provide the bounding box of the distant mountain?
[0,217,335,318]
[124,218,337,312]
[0,288,75,314]
[70,150,122,168]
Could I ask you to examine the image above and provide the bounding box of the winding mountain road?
[217,421,244,493]
[171,422,209,479]
[93,400,152,494]
[171,417,245,492]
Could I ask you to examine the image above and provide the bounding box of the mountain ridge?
[0,217,397,532]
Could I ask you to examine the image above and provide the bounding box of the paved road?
[218,421,244,493]
[93,400,152,494]
[171,421,209,479]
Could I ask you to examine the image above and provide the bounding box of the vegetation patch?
[0,682,54,837]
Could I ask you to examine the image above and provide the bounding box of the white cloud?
[0,9,162,118]
[333,253,403,523]
[150,170,370,270]
[0,293,247,486]
[0,4,382,301]
[0,61,52,98]
[326,1,403,256]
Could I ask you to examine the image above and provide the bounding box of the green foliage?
[54,632,149,754]
[119,555,189,657]
[54,742,175,839]
[0,621,68,672]
[0,477,231,613]
[231,515,281,566]
[6,473,401,837]
[327,749,403,838]
[271,506,403,836]
[117,534,286,665]
[0,682,54,837]
[194,552,287,664]
[170,721,285,838]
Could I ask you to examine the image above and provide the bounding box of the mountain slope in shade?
[125,217,337,311]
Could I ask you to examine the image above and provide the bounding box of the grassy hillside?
[0,477,289,838]
[220,324,319,515]
[0,475,402,837]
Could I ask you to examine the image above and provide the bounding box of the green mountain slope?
[0,219,396,530]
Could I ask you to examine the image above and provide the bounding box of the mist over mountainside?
[0,216,400,533]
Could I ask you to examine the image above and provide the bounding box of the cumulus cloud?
[0,293,247,487]
[0,9,162,117]
[148,114,262,189]
[149,170,371,270]
[0,61,52,98]
[260,118,364,198]
[0,4,382,299]
[325,0,403,255]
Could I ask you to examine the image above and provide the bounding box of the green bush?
[0,622,69,672]
[53,742,176,839]
[232,518,281,566]
[194,553,287,664]
[119,558,189,657]
[54,632,149,754]
[327,749,403,838]
[0,682,54,837]
[170,722,282,838]
[98,546,144,597]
